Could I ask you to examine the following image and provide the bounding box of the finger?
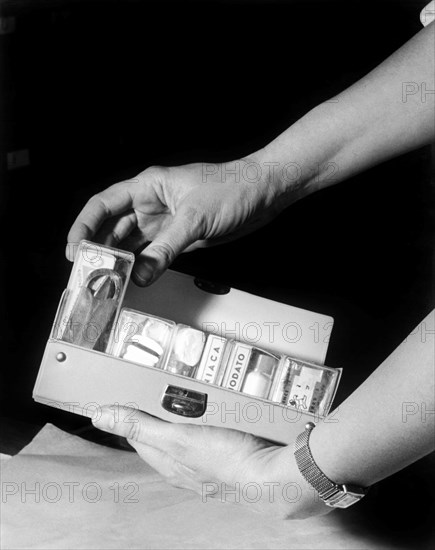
[120,211,173,255]
[129,441,198,490]
[94,210,137,248]
[66,180,137,260]
[132,206,203,286]
[92,405,192,456]
[128,441,175,476]
[121,230,149,255]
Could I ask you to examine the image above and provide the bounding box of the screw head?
[56,352,67,362]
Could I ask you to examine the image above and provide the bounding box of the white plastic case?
[33,249,340,445]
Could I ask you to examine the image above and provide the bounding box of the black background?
[0,0,434,544]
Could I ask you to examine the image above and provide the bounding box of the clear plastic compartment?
[108,308,175,369]
[240,348,280,399]
[165,325,207,378]
[54,240,134,351]
[221,343,280,399]
[270,357,341,416]
[107,311,341,417]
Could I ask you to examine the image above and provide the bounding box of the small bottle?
[241,349,279,399]
[221,343,279,398]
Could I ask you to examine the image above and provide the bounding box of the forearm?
[309,310,435,488]
[253,23,434,204]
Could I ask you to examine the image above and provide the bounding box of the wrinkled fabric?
[0,424,414,549]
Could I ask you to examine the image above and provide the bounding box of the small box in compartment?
[195,334,231,385]
[271,357,340,416]
[108,308,175,370]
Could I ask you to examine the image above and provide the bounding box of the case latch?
[161,385,208,418]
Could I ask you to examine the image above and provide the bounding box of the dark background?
[0,0,434,544]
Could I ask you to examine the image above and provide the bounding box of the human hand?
[92,405,331,519]
[67,157,293,286]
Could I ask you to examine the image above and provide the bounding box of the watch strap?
[294,422,368,508]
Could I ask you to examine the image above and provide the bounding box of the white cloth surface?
[0,424,421,549]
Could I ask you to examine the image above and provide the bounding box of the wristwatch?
[294,422,368,508]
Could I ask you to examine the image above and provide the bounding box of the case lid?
[122,270,333,364]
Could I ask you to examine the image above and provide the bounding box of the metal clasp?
[161,385,208,418]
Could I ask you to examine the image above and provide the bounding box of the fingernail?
[133,266,152,286]
[65,243,74,262]
[93,408,115,431]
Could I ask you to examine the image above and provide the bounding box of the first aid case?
[33,241,341,444]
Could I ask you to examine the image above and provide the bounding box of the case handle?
[194,278,230,295]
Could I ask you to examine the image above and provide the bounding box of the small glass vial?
[165,325,206,378]
[108,308,175,369]
[221,343,279,398]
[241,349,279,399]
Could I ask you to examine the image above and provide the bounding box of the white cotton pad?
[173,328,205,367]
[143,319,171,347]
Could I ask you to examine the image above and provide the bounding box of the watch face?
[325,485,366,508]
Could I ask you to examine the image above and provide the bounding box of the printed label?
[196,335,227,384]
[284,366,323,412]
[222,343,251,391]
[272,360,294,404]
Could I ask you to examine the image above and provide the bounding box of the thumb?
[133,209,202,286]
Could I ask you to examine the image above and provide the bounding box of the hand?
[67,157,292,286]
[92,405,331,519]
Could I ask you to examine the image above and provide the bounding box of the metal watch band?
[294,422,368,508]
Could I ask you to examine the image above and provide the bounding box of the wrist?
[309,419,345,484]
[308,415,372,488]
[294,422,369,509]
[249,101,357,204]
[243,147,313,211]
